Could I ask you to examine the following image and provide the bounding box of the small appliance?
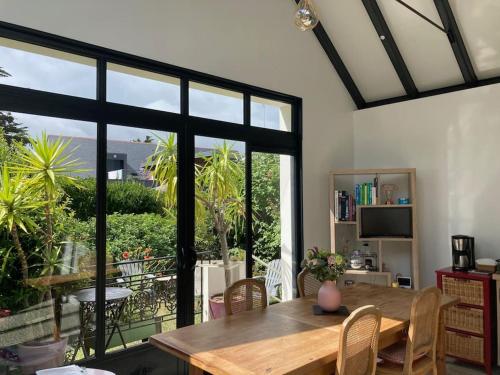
[452,235,475,271]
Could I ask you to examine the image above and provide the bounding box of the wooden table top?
[150,284,457,375]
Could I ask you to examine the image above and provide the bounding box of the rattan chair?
[336,305,382,375]
[297,268,322,297]
[376,287,442,375]
[224,278,267,316]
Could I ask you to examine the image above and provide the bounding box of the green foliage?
[145,133,177,209]
[62,178,165,220]
[13,131,87,198]
[60,213,176,260]
[251,153,281,263]
[301,247,347,282]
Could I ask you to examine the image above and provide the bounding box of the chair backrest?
[297,268,322,297]
[265,259,282,300]
[224,278,267,316]
[119,260,144,277]
[336,305,381,375]
[403,286,442,374]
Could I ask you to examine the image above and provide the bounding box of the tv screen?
[360,207,412,238]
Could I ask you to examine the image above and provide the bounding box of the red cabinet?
[436,267,495,375]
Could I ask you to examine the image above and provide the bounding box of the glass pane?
[0,37,96,98]
[189,83,243,124]
[107,64,180,113]
[252,152,295,302]
[0,111,97,371]
[105,125,177,353]
[251,96,292,132]
[194,137,246,322]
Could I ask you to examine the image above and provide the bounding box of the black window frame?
[0,20,303,363]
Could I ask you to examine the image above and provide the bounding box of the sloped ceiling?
[307,0,500,108]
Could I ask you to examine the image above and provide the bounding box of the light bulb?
[295,0,319,31]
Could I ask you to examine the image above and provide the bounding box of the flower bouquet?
[301,247,347,311]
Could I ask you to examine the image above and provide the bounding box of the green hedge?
[62,178,165,220]
[61,212,176,260]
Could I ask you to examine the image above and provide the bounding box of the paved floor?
[447,359,499,374]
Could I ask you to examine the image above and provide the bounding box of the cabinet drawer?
[446,330,484,364]
[442,276,484,306]
[444,305,483,335]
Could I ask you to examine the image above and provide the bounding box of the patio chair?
[336,305,382,375]
[224,279,267,316]
[117,259,155,289]
[263,259,282,303]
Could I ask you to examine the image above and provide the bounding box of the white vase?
[317,280,342,312]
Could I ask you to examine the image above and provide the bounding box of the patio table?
[71,287,132,361]
[150,283,458,375]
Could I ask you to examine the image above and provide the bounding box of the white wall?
[0,0,356,251]
[354,84,500,287]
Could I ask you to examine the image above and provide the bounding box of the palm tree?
[0,165,43,280]
[147,135,245,287]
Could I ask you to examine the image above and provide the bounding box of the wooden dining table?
[150,283,458,375]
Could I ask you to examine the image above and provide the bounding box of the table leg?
[105,300,128,350]
[189,364,204,375]
[436,307,447,375]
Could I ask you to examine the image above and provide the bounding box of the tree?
[147,136,245,286]
[12,133,87,341]
[0,166,43,280]
[14,132,86,257]
[0,112,29,145]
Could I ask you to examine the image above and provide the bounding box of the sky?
[0,42,281,152]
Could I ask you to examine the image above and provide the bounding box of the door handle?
[190,246,198,271]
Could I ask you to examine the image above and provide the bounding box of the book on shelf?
[355,177,379,206]
[334,190,356,222]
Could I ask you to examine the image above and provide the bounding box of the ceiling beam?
[362,0,418,98]
[364,74,500,109]
[293,1,366,109]
[433,0,477,85]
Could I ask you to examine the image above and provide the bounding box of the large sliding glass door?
[0,21,302,371]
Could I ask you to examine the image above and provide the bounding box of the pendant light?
[295,0,319,31]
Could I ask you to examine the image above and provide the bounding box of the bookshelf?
[329,168,420,290]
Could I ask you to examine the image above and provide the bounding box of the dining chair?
[224,278,267,316]
[336,305,382,375]
[297,268,322,297]
[376,287,442,375]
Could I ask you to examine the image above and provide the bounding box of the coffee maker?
[452,235,475,271]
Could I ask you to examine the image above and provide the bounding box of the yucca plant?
[13,132,87,255]
[149,137,245,287]
[145,133,177,209]
[0,165,43,280]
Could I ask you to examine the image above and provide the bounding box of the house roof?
[306,0,500,108]
[48,135,214,178]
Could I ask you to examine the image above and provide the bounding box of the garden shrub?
[62,178,165,220]
[60,213,176,260]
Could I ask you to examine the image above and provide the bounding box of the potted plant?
[147,137,245,319]
[2,133,87,373]
[301,247,347,312]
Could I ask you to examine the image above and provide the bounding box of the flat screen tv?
[359,207,412,238]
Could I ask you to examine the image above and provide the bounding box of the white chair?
[264,259,282,303]
[117,260,155,290]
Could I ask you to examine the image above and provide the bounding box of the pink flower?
[327,256,335,266]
